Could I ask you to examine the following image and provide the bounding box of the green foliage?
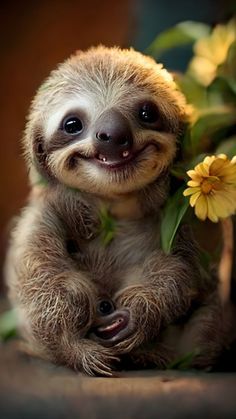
[0,309,17,341]
[176,75,208,108]
[147,21,210,58]
[99,206,116,246]
[216,136,236,157]
[148,18,236,253]
[167,349,200,370]
[161,188,189,254]
[189,107,236,154]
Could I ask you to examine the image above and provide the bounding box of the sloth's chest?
[69,217,160,295]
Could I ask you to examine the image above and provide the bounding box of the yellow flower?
[188,20,236,86]
[183,154,236,222]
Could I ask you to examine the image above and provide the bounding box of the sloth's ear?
[33,132,54,181]
[33,132,47,167]
[23,124,53,181]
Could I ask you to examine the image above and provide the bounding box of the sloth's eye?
[98,300,115,316]
[139,102,159,124]
[63,116,83,135]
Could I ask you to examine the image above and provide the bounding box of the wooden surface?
[1,340,236,419]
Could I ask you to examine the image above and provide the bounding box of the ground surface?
[1,340,236,419]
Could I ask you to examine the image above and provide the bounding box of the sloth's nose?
[94,110,133,162]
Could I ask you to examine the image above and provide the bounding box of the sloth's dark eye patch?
[139,101,160,124]
[63,116,83,135]
[37,142,44,154]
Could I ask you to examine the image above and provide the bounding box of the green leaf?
[99,206,116,246]
[207,77,236,107]
[170,164,188,180]
[215,136,236,158]
[181,126,193,155]
[161,187,189,254]
[186,153,208,169]
[0,309,17,341]
[190,107,236,152]
[146,21,210,58]
[176,74,208,108]
[167,349,200,370]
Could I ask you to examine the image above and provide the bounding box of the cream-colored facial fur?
[25,46,186,197]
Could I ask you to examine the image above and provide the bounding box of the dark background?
[0,0,235,289]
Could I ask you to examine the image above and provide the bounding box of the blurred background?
[0,0,235,291]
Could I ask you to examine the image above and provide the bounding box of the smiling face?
[25,47,186,197]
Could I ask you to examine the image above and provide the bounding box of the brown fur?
[5,46,231,376]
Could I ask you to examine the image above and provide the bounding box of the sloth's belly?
[71,219,160,296]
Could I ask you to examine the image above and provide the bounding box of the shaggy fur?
[5,46,231,375]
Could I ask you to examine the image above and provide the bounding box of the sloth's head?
[25,46,187,198]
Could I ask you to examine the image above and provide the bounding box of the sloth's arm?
[6,200,117,376]
[113,228,205,353]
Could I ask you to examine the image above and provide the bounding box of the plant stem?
[218,217,234,306]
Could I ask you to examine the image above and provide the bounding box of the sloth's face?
[29,48,186,197]
[41,97,177,197]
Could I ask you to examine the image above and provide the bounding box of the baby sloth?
[5,47,229,375]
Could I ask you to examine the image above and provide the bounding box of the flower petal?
[210,158,228,176]
[217,154,227,160]
[194,195,208,220]
[188,56,216,86]
[204,155,215,166]
[185,152,236,222]
[220,165,236,183]
[183,187,200,196]
[206,196,219,222]
[210,191,236,218]
[187,180,200,187]
[190,191,201,207]
[186,170,202,181]
[195,162,209,177]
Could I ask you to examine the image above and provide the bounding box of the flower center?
[201,176,221,194]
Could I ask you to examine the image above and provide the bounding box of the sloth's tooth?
[122,150,129,158]
[98,154,107,162]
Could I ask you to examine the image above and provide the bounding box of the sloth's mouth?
[94,149,134,169]
[68,142,159,171]
[89,309,131,344]
[93,142,159,170]
[95,316,128,339]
